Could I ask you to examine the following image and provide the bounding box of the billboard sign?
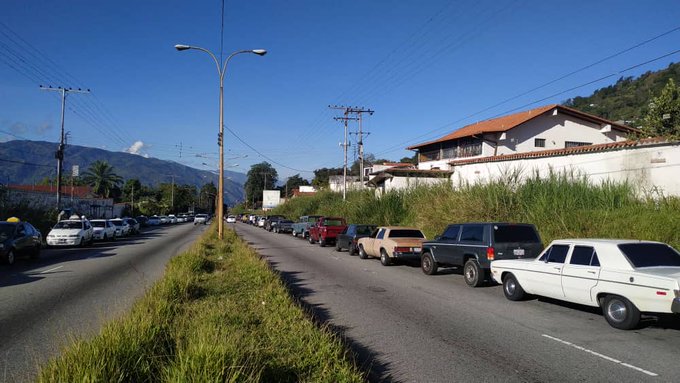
[262,190,281,209]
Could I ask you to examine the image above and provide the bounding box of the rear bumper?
[672,298,680,314]
[391,251,421,260]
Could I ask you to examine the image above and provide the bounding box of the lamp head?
[251,49,267,56]
[174,44,191,51]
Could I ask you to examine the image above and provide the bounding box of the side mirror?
[434,235,441,241]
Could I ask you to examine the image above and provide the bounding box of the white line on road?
[542,334,658,377]
[40,266,63,274]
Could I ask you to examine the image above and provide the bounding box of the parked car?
[226,215,237,223]
[194,214,209,225]
[109,218,131,237]
[265,215,286,231]
[308,217,347,247]
[46,217,94,247]
[0,217,42,264]
[491,239,680,330]
[168,214,178,224]
[148,216,161,226]
[135,216,149,227]
[420,222,543,287]
[335,224,377,254]
[91,219,117,241]
[257,217,266,228]
[159,215,169,224]
[358,226,425,265]
[124,218,140,234]
[273,219,294,234]
[292,215,322,238]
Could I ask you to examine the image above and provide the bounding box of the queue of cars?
[240,214,680,330]
[1,212,204,265]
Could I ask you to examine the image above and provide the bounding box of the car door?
[372,228,387,256]
[362,228,379,256]
[14,223,30,254]
[522,244,570,298]
[561,246,601,305]
[455,224,485,266]
[435,225,460,265]
[338,226,351,248]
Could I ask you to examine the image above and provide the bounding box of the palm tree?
[82,160,123,198]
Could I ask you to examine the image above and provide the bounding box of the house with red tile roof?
[407,104,639,171]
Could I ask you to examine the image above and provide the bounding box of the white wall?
[452,142,680,196]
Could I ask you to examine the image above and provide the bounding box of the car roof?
[379,226,422,231]
[551,238,664,245]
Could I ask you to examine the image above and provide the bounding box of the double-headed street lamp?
[175,44,266,239]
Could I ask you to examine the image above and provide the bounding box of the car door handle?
[553,267,561,270]
[587,271,596,274]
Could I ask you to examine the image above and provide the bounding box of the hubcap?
[607,299,627,322]
[466,265,475,281]
[423,257,431,271]
[505,279,516,295]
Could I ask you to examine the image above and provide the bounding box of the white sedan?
[46,219,94,247]
[491,239,680,330]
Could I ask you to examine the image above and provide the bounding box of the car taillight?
[394,246,410,252]
[487,247,495,260]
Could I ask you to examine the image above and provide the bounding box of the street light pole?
[175,44,266,239]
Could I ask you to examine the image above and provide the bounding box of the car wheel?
[319,238,326,247]
[79,237,86,247]
[380,249,391,266]
[502,273,526,301]
[421,252,438,275]
[308,235,315,244]
[30,244,41,259]
[463,259,484,287]
[4,249,16,265]
[103,234,108,241]
[359,245,368,259]
[603,295,641,330]
[334,242,342,252]
[349,243,356,255]
[292,231,297,237]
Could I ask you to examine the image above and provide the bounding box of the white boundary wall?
[452,142,680,196]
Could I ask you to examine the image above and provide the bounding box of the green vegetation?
[564,62,680,126]
[642,78,680,139]
[38,228,364,382]
[272,174,680,248]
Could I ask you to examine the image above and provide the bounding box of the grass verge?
[38,227,364,383]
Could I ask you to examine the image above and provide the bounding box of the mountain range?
[0,140,246,204]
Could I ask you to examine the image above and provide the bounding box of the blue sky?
[2,0,679,183]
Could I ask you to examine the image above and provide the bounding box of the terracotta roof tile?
[449,137,671,166]
[407,104,637,150]
[8,184,97,198]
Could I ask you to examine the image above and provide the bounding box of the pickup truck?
[308,217,347,247]
[291,215,322,238]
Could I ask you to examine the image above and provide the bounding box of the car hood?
[49,229,82,236]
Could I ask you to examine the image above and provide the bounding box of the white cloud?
[126,140,145,155]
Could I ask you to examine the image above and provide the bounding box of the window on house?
[457,137,482,158]
[420,150,440,161]
[534,138,546,148]
[565,141,592,148]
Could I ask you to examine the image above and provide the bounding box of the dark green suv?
[420,223,542,287]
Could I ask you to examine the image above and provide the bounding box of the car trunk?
[493,241,543,260]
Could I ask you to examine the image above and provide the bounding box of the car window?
[591,252,600,267]
[493,225,540,243]
[442,225,460,240]
[92,221,106,228]
[460,225,484,242]
[340,227,349,235]
[16,224,25,236]
[325,220,344,226]
[546,244,570,264]
[570,246,597,266]
[388,229,425,238]
[55,221,82,229]
[356,226,375,235]
[376,229,386,240]
[618,243,680,267]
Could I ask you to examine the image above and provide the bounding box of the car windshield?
[91,221,106,227]
[54,221,81,229]
[389,229,425,238]
[0,224,15,240]
[356,226,376,235]
[110,221,123,227]
[618,243,680,267]
[493,225,540,243]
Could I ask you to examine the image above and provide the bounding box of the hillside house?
[407,104,638,171]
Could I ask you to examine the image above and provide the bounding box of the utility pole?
[330,105,373,197]
[40,86,90,212]
[165,174,176,213]
[131,183,135,216]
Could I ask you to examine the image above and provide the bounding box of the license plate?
[413,247,421,252]
[58,239,66,243]
[513,248,525,256]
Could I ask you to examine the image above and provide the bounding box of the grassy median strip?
[38,228,364,382]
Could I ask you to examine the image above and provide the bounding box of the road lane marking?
[41,265,63,274]
[541,334,658,377]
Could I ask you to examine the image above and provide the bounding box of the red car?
[308,217,347,247]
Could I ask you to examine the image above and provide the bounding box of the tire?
[349,243,357,255]
[308,235,315,244]
[292,231,298,237]
[359,245,368,259]
[103,234,108,241]
[79,237,86,248]
[335,241,342,252]
[319,238,326,247]
[4,249,16,265]
[380,249,392,266]
[421,252,438,275]
[603,295,641,330]
[502,273,526,301]
[463,259,484,287]
[30,244,41,259]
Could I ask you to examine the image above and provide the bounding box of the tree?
[198,182,217,213]
[122,179,142,202]
[81,160,123,198]
[283,174,310,197]
[399,154,418,165]
[642,78,680,139]
[244,162,278,208]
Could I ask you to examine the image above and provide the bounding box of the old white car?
[491,239,680,330]
[46,218,94,247]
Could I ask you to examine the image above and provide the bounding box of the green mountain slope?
[563,62,680,126]
[0,140,246,204]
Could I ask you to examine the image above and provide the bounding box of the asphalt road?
[234,222,680,383]
[0,222,207,382]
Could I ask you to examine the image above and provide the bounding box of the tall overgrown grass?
[38,228,364,382]
[272,173,680,248]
